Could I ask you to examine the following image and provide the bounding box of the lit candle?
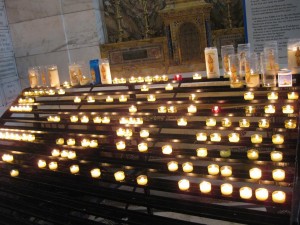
[267,92,278,100]
[196,148,208,157]
[272,169,285,181]
[70,115,79,123]
[177,118,187,126]
[285,119,297,129]
[166,161,178,173]
[228,133,240,143]
[178,179,190,191]
[272,191,286,203]
[244,92,254,100]
[245,106,256,114]
[189,94,197,101]
[60,150,69,158]
[174,74,183,81]
[49,161,58,170]
[271,151,283,162]
[10,169,19,177]
[119,117,128,124]
[264,105,276,114]
[2,154,14,162]
[222,118,232,127]
[147,94,156,102]
[162,75,169,81]
[81,139,90,147]
[258,119,270,128]
[220,149,231,158]
[212,106,221,114]
[140,129,149,138]
[251,134,263,144]
[63,81,70,87]
[68,151,76,159]
[240,187,252,199]
[129,76,137,83]
[182,162,193,173]
[137,76,144,83]
[158,106,167,113]
[162,145,172,155]
[145,76,152,82]
[70,165,79,174]
[87,96,95,103]
[106,96,114,102]
[138,142,148,152]
[116,128,125,137]
[196,132,207,141]
[91,168,101,178]
[67,138,76,146]
[249,168,262,179]
[187,105,197,113]
[239,119,250,128]
[221,183,233,196]
[221,166,232,177]
[288,92,299,100]
[210,133,221,142]
[247,149,259,160]
[80,115,89,123]
[53,116,60,122]
[153,75,161,82]
[93,116,102,123]
[116,141,126,150]
[48,89,55,95]
[102,116,110,124]
[56,138,64,145]
[124,129,133,137]
[74,96,81,103]
[193,73,202,80]
[135,117,143,125]
[255,188,269,201]
[141,85,149,91]
[119,95,127,102]
[272,134,284,144]
[199,181,211,193]
[58,89,65,95]
[113,77,119,84]
[51,149,60,157]
[137,175,148,185]
[114,171,125,181]
[168,106,177,113]
[282,105,294,114]
[206,118,216,127]
[165,83,173,91]
[129,105,137,113]
[90,140,98,148]
[119,77,126,83]
[208,164,219,175]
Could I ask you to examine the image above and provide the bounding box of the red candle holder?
[212,106,221,114]
[174,74,183,81]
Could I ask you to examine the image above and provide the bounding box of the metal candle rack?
[0,76,300,225]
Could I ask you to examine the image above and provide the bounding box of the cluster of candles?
[114,171,148,185]
[119,117,143,125]
[47,115,61,122]
[18,97,35,104]
[10,105,32,112]
[177,179,286,203]
[23,89,57,96]
[51,149,77,159]
[69,115,110,124]
[116,128,133,137]
[244,91,299,101]
[0,131,35,142]
[113,75,169,84]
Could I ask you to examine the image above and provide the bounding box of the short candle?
[196,148,208,157]
[221,166,232,177]
[193,73,202,80]
[60,150,69,158]
[106,96,114,102]
[247,149,259,160]
[168,161,178,172]
[49,161,58,170]
[272,191,286,203]
[162,75,169,81]
[228,133,240,143]
[114,171,125,181]
[138,142,148,152]
[177,118,187,126]
[285,119,297,129]
[70,115,79,123]
[208,164,219,175]
[137,76,144,83]
[91,168,101,178]
[74,96,81,103]
[272,169,285,181]
[189,94,197,100]
[249,167,262,179]
[141,85,149,91]
[67,138,76,146]
[38,160,47,168]
[210,133,221,142]
[162,145,172,155]
[264,105,276,114]
[81,139,90,147]
[147,94,156,102]
[255,188,269,201]
[68,151,76,159]
[70,165,79,174]
[244,92,254,100]
[87,96,95,103]
[222,118,232,127]
[93,116,102,123]
[199,181,211,193]
[168,106,177,113]
[240,187,252,199]
[10,169,19,177]
[89,140,98,148]
[58,89,65,95]
[56,138,64,145]
[51,149,60,157]
[258,119,270,128]
[144,76,152,82]
[102,116,110,124]
[288,92,299,100]
[272,134,284,144]
[220,149,231,158]
[251,134,263,144]
[119,95,127,102]
[129,76,137,83]
[2,154,14,162]
[271,151,283,162]
[116,141,126,150]
[129,105,137,113]
[221,183,233,196]
[239,119,250,128]
[282,105,294,114]
[206,118,216,127]
[140,129,150,138]
[187,105,197,113]
[178,179,190,191]
[245,106,256,114]
[137,175,148,185]
[165,83,173,91]
[116,128,125,137]
[80,116,89,123]
[182,162,193,173]
[267,92,278,100]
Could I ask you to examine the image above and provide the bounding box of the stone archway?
[178,22,201,63]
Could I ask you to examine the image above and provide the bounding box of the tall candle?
[48,65,60,88]
[205,47,220,78]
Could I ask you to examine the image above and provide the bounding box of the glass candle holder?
[221,45,235,78]
[138,142,148,152]
[228,133,240,143]
[187,105,197,113]
[278,69,292,87]
[222,118,232,127]
[258,119,270,128]
[196,132,207,141]
[168,161,178,172]
[282,105,294,114]
[264,105,276,114]
[240,186,252,199]
[116,141,126,150]
[207,164,219,175]
[38,159,47,168]
[210,133,221,142]
[288,92,299,100]
[69,63,81,86]
[93,116,102,124]
[272,169,285,182]
[90,168,101,178]
[245,52,260,88]
[205,47,220,78]
[239,119,250,128]
[285,119,297,129]
[221,166,232,177]
[260,52,277,87]
[206,118,216,127]
[251,134,263,144]
[99,58,112,84]
[247,149,259,160]
[255,188,269,201]
[177,118,187,126]
[70,165,79,174]
[221,183,233,196]
[182,162,193,173]
[140,129,150,138]
[114,171,125,181]
[199,181,211,194]
[137,175,148,186]
[272,191,286,203]
[288,38,300,74]
[47,65,60,88]
[197,148,208,157]
[272,134,284,144]
[162,145,172,155]
[244,92,254,100]
[178,179,190,191]
[28,67,39,88]
[49,161,58,170]
[249,167,262,179]
[238,43,251,77]
[229,54,244,88]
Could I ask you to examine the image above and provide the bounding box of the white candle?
[247,149,259,160]
[49,161,58,170]
[48,89,56,95]
[288,92,299,100]
[182,162,193,173]
[116,128,125,137]
[210,133,221,142]
[196,148,208,157]
[10,169,19,177]
[199,181,211,193]
[51,149,60,157]
[264,105,276,114]
[137,76,144,83]
[74,96,81,103]
[70,165,79,174]
[70,115,79,123]
[114,171,125,181]
[221,183,233,196]
[60,150,69,158]
[102,116,110,124]
[67,138,76,146]
[272,169,285,181]
[116,141,126,150]
[177,118,187,126]
[138,142,148,152]
[249,168,262,179]
[221,166,232,177]
[168,161,178,172]
[106,96,114,102]
[244,92,254,100]
[68,151,77,159]
[162,145,172,155]
[228,133,240,143]
[272,134,284,144]
[272,191,286,203]
[258,119,270,128]
[140,129,149,138]
[267,92,278,100]
[137,175,148,185]
[2,154,14,162]
[240,187,252,199]
[48,65,60,88]
[251,134,263,144]
[205,47,220,78]
[147,94,156,102]
[165,83,173,90]
[271,151,283,162]
[255,188,269,201]
[91,168,101,178]
[178,179,190,191]
[187,105,197,113]
[129,105,137,113]
[222,118,232,127]
[90,140,98,148]
[80,116,89,123]
[239,119,250,128]
[206,118,216,127]
[93,116,102,123]
[208,164,219,175]
[81,139,90,147]
[282,105,294,114]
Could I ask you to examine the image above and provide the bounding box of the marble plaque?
[0,57,18,80]
[0,30,13,53]
[1,79,21,104]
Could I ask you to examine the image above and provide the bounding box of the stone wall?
[5,0,107,88]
